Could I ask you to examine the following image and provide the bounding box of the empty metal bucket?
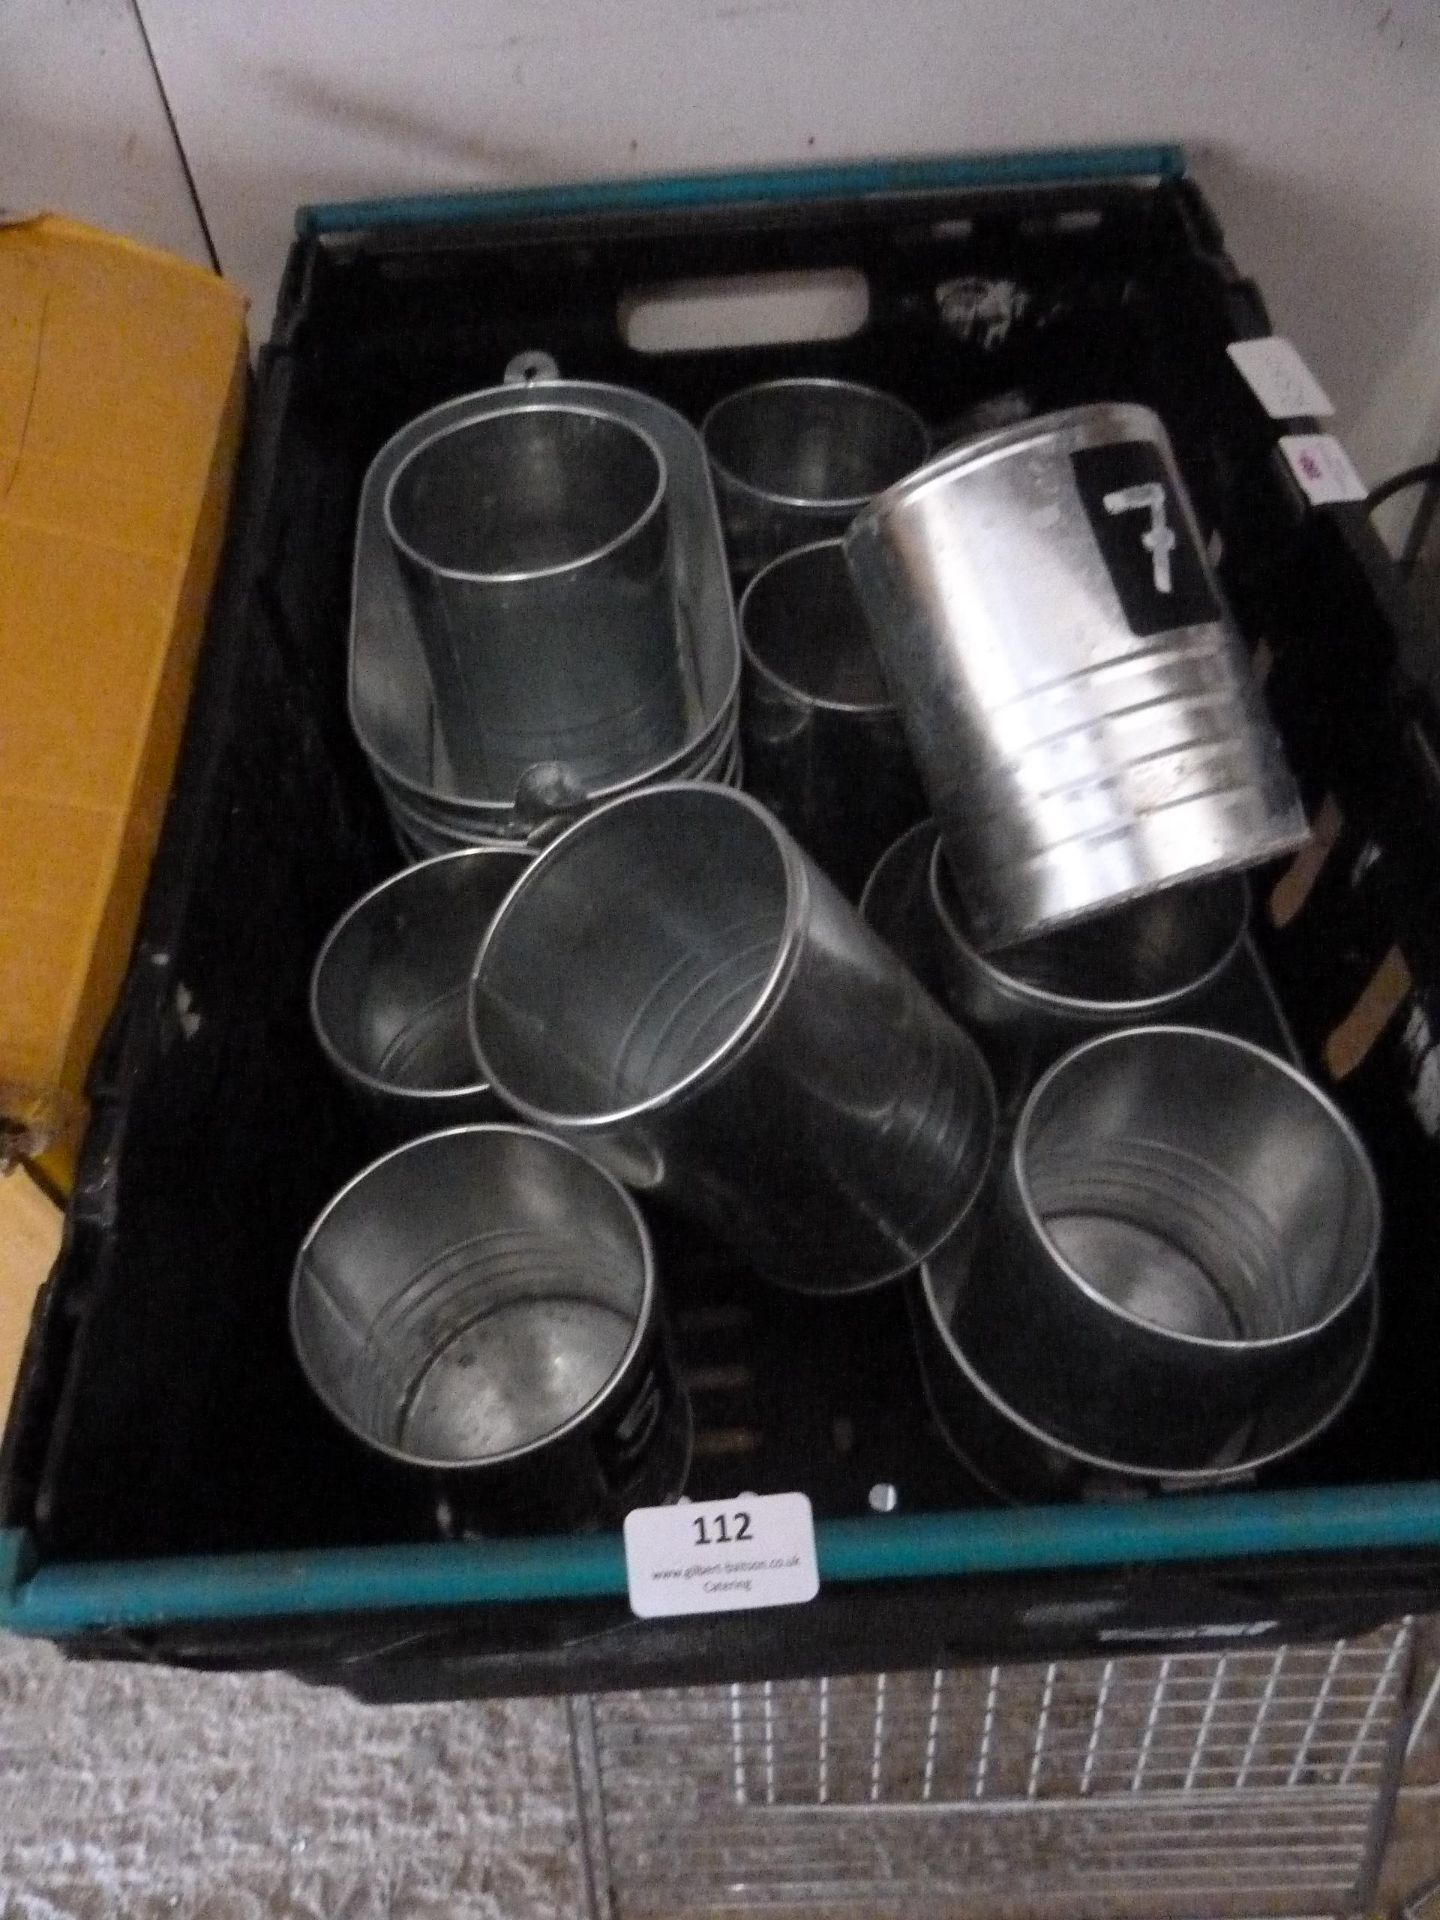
[929,841,1250,1096]
[858,820,948,999]
[912,1238,1378,1501]
[952,1026,1381,1469]
[739,539,925,898]
[291,1125,690,1529]
[385,402,690,799]
[311,847,533,1140]
[469,782,996,1293]
[844,403,1308,949]
[355,377,744,850]
[703,378,928,577]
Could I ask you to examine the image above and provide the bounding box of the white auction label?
[1226,338,1335,419]
[624,1492,819,1618]
[1279,433,1368,506]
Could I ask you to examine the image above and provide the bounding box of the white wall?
[6,0,1440,495]
[0,0,206,265]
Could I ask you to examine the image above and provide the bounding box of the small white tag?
[1227,338,1335,418]
[1279,433,1368,506]
[624,1492,819,1618]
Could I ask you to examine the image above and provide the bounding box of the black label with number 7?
[1072,441,1220,637]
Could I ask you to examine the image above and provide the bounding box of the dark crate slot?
[6,162,1440,1688]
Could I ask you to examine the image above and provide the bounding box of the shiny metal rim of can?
[382,402,670,587]
[853,399,1166,528]
[857,819,939,924]
[927,840,1251,1022]
[915,1260,1380,1487]
[765,1067,999,1300]
[1010,1024,1383,1355]
[386,773,742,859]
[310,846,534,1104]
[290,1121,657,1470]
[369,696,742,837]
[738,537,897,718]
[376,718,742,850]
[469,782,810,1132]
[378,714,737,817]
[958,821,1306,955]
[701,377,929,514]
[368,659,740,824]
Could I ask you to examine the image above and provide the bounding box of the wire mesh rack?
[569,1621,1415,1919]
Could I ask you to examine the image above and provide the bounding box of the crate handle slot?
[619,268,869,354]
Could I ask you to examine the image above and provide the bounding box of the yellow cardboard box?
[0,1164,62,1427]
[0,216,247,1192]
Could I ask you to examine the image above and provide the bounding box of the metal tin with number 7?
[842,402,1307,950]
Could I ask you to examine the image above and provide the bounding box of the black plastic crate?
[6,148,1440,1699]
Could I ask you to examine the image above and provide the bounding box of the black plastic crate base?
[6,148,1440,1694]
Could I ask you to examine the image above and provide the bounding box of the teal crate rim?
[296,145,1186,238]
[5,1483,1440,1635]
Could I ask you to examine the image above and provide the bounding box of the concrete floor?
[1,1624,1438,1920]
[0,1634,582,1919]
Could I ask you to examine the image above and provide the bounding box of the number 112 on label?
[691,1508,752,1546]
